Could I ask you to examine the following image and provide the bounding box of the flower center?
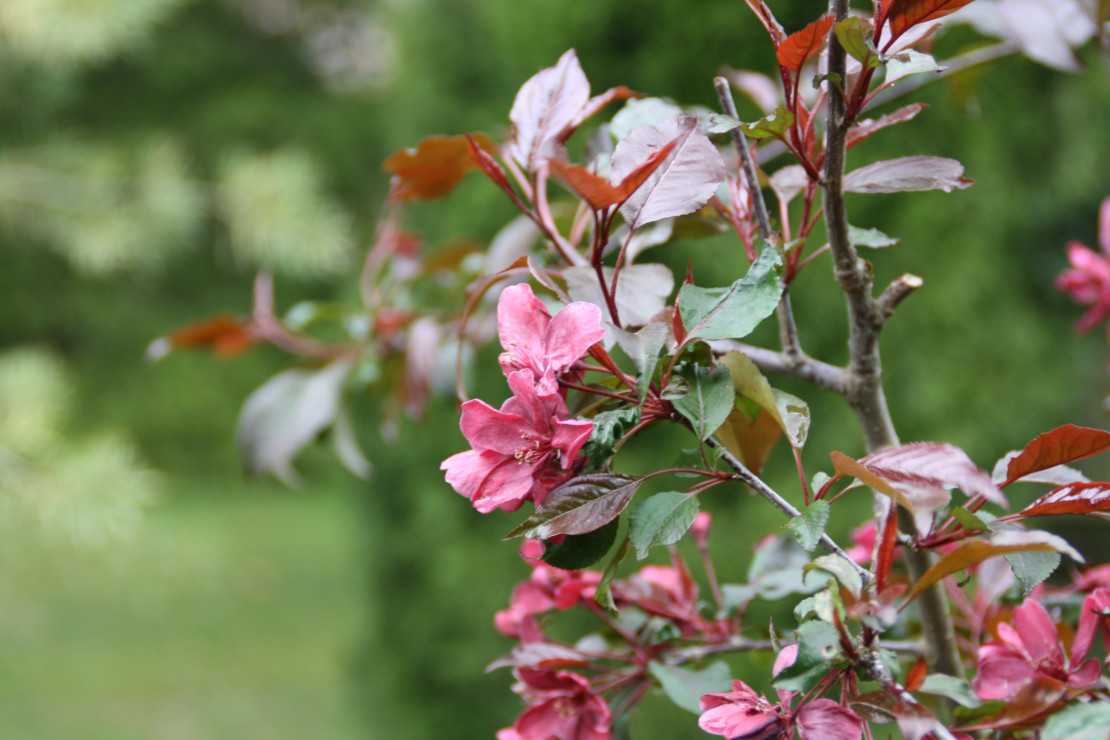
[514,434,548,465]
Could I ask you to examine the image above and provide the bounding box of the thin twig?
[715,77,805,361]
[710,440,873,588]
[709,340,847,394]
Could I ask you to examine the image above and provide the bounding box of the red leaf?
[874,507,900,593]
[904,656,927,692]
[465,134,514,194]
[955,674,1067,731]
[886,0,979,45]
[505,474,646,540]
[776,15,835,72]
[741,0,785,46]
[157,314,257,359]
[486,642,590,672]
[609,116,727,230]
[549,139,677,212]
[1008,482,1110,520]
[383,133,495,202]
[846,103,927,150]
[835,443,1006,536]
[902,530,1082,607]
[1002,424,1110,487]
[843,155,973,194]
[508,49,591,170]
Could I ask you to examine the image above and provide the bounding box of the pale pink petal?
[504,369,558,431]
[496,728,523,740]
[796,699,863,740]
[441,449,496,500]
[459,398,538,455]
[697,703,779,739]
[544,301,606,373]
[699,681,762,712]
[773,644,799,704]
[1012,599,1064,669]
[1068,657,1101,690]
[973,645,1038,700]
[499,284,552,376]
[1071,591,1102,665]
[551,418,594,465]
[469,456,541,513]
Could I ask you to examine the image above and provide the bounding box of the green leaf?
[773,620,843,693]
[884,50,944,87]
[1042,702,1110,740]
[953,700,1006,726]
[648,661,732,714]
[628,491,700,559]
[677,246,783,341]
[834,17,880,69]
[918,674,981,709]
[583,408,642,468]
[739,107,795,140]
[848,224,900,248]
[747,536,820,601]
[1005,550,1061,597]
[952,507,990,532]
[505,473,644,539]
[785,500,830,552]
[594,536,633,613]
[702,113,742,134]
[772,388,809,448]
[671,364,735,441]
[613,323,670,402]
[720,351,808,449]
[542,518,620,570]
[805,553,864,598]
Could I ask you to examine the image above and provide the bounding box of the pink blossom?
[495,555,602,638]
[613,562,704,635]
[508,668,611,740]
[442,369,593,513]
[972,595,1102,701]
[498,284,606,398]
[1057,197,1110,333]
[698,646,862,740]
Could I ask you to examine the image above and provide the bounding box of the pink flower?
[508,668,611,740]
[698,646,862,740]
[495,553,602,637]
[1057,197,1110,333]
[972,595,1102,701]
[442,369,594,513]
[613,562,706,636]
[498,284,606,398]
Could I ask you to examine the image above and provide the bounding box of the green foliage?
[0,347,159,548]
[0,0,189,69]
[647,661,732,714]
[217,147,354,276]
[628,491,699,559]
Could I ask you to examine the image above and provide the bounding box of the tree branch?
[822,0,963,681]
[709,340,846,394]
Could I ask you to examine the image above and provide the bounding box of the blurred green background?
[2,0,1110,738]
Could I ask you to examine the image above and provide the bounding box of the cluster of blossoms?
[490,521,751,740]
[441,284,606,513]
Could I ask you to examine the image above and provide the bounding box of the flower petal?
[498,284,551,376]
[796,699,863,740]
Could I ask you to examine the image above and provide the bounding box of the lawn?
[0,476,366,740]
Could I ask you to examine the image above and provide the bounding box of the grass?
[0,475,366,740]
